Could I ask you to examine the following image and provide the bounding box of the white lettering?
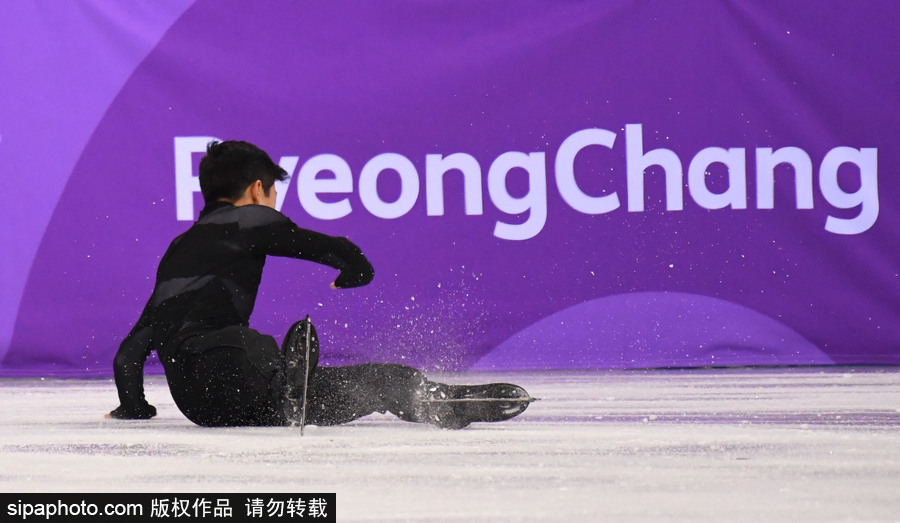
[174,136,217,220]
[425,153,484,216]
[487,152,547,241]
[688,147,747,210]
[555,128,620,214]
[819,147,879,234]
[297,154,353,220]
[359,153,420,219]
[755,147,814,209]
[173,129,880,237]
[625,124,684,212]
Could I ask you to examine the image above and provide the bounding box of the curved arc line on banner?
[0,1,200,365]
[472,291,831,371]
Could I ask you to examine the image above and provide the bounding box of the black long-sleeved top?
[112,201,374,409]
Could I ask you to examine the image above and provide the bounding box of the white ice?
[1,368,899,522]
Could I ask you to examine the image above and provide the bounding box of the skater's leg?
[304,363,426,426]
[171,347,284,427]
[304,364,534,429]
[163,327,286,427]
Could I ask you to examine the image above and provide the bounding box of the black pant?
[163,328,427,427]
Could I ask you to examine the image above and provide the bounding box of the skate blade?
[418,396,540,404]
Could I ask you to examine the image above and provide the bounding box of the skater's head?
[199,140,288,208]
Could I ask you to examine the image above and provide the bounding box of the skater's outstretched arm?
[242,206,374,288]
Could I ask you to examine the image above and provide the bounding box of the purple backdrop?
[2,1,898,377]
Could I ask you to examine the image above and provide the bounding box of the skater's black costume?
[111,201,530,428]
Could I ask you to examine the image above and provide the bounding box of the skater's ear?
[248,180,264,204]
[231,180,276,209]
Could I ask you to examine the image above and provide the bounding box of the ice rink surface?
[1,367,899,522]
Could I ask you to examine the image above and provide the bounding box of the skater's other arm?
[107,315,158,420]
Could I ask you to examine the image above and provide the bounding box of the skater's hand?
[332,266,374,288]
[106,403,157,420]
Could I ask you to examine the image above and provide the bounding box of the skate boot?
[415,381,536,429]
[281,316,319,427]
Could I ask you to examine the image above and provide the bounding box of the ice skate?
[416,382,536,429]
[281,316,319,428]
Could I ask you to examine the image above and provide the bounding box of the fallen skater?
[108,140,534,429]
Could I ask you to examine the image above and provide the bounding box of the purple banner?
[2,1,898,377]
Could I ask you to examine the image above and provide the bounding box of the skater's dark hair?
[199,140,288,204]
